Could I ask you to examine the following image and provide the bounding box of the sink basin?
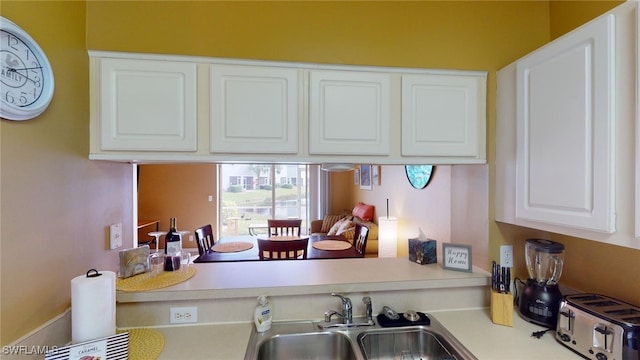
[358,328,460,360]
[244,316,476,360]
[257,332,357,360]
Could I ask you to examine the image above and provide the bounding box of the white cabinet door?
[515,14,615,233]
[401,73,486,160]
[210,64,299,154]
[98,57,197,151]
[309,70,391,155]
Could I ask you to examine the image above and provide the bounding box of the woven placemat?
[313,240,352,251]
[264,236,308,241]
[116,266,196,291]
[211,241,253,253]
[117,328,164,360]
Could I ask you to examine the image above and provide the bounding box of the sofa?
[310,202,378,257]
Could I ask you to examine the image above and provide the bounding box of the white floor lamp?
[378,199,398,258]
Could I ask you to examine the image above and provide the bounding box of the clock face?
[0,17,54,120]
[405,165,435,189]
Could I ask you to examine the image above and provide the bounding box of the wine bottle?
[164,217,181,255]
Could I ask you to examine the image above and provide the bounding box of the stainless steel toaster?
[556,293,640,360]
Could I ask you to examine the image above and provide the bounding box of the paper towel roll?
[71,269,116,343]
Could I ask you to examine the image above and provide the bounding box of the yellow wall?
[549,1,625,40]
[1,2,133,345]
[328,171,355,214]
[86,1,551,69]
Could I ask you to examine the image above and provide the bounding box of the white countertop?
[116,257,492,328]
[147,308,579,360]
[432,309,579,360]
[117,257,491,303]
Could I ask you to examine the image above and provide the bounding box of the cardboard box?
[119,245,150,278]
[408,238,437,264]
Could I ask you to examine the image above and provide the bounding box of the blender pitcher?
[525,238,564,284]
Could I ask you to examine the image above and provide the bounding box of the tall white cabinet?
[495,2,638,249]
[516,13,616,233]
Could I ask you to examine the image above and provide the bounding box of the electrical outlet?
[170,307,198,324]
[500,245,513,267]
[109,223,122,249]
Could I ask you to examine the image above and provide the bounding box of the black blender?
[516,238,565,328]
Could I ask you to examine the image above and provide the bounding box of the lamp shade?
[378,216,398,257]
[320,163,355,172]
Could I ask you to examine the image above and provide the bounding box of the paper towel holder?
[86,268,102,278]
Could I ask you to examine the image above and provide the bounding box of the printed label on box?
[408,238,437,264]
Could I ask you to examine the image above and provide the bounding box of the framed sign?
[442,243,472,272]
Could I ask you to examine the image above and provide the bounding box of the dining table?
[193,234,362,263]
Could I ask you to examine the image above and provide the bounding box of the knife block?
[490,289,513,326]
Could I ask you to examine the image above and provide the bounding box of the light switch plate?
[500,245,513,267]
[109,223,122,249]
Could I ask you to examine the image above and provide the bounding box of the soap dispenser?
[254,295,272,332]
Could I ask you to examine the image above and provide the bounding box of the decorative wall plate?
[405,165,434,189]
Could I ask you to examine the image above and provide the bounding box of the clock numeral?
[28,87,38,100]
[3,91,16,104]
[19,91,29,105]
[32,74,42,88]
[6,33,19,50]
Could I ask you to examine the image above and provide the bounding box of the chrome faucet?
[363,296,373,323]
[325,293,352,324]
[319,293,375,329]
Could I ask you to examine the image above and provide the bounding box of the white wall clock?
[0,16,54,121]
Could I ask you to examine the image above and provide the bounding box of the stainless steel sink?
[358,327,465,359]
[257,332,357,360]
[244,315,477,360]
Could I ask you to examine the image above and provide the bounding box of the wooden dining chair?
[354,224,369,257]
[258,237,308,260]
[194,224,215,256]
[267,219,302,236]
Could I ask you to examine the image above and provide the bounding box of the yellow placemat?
[211,241,253,253]
[116,266,196,291]
[118,328,164,360]
[313,240,352,251]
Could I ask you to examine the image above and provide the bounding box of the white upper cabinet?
[95,56,197,151]
[515,13,615,233]
[89,52,486,165]
[210,64,300,154]
[401,73,486,161]
[496,2,639,249]
[308,70,391,155]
